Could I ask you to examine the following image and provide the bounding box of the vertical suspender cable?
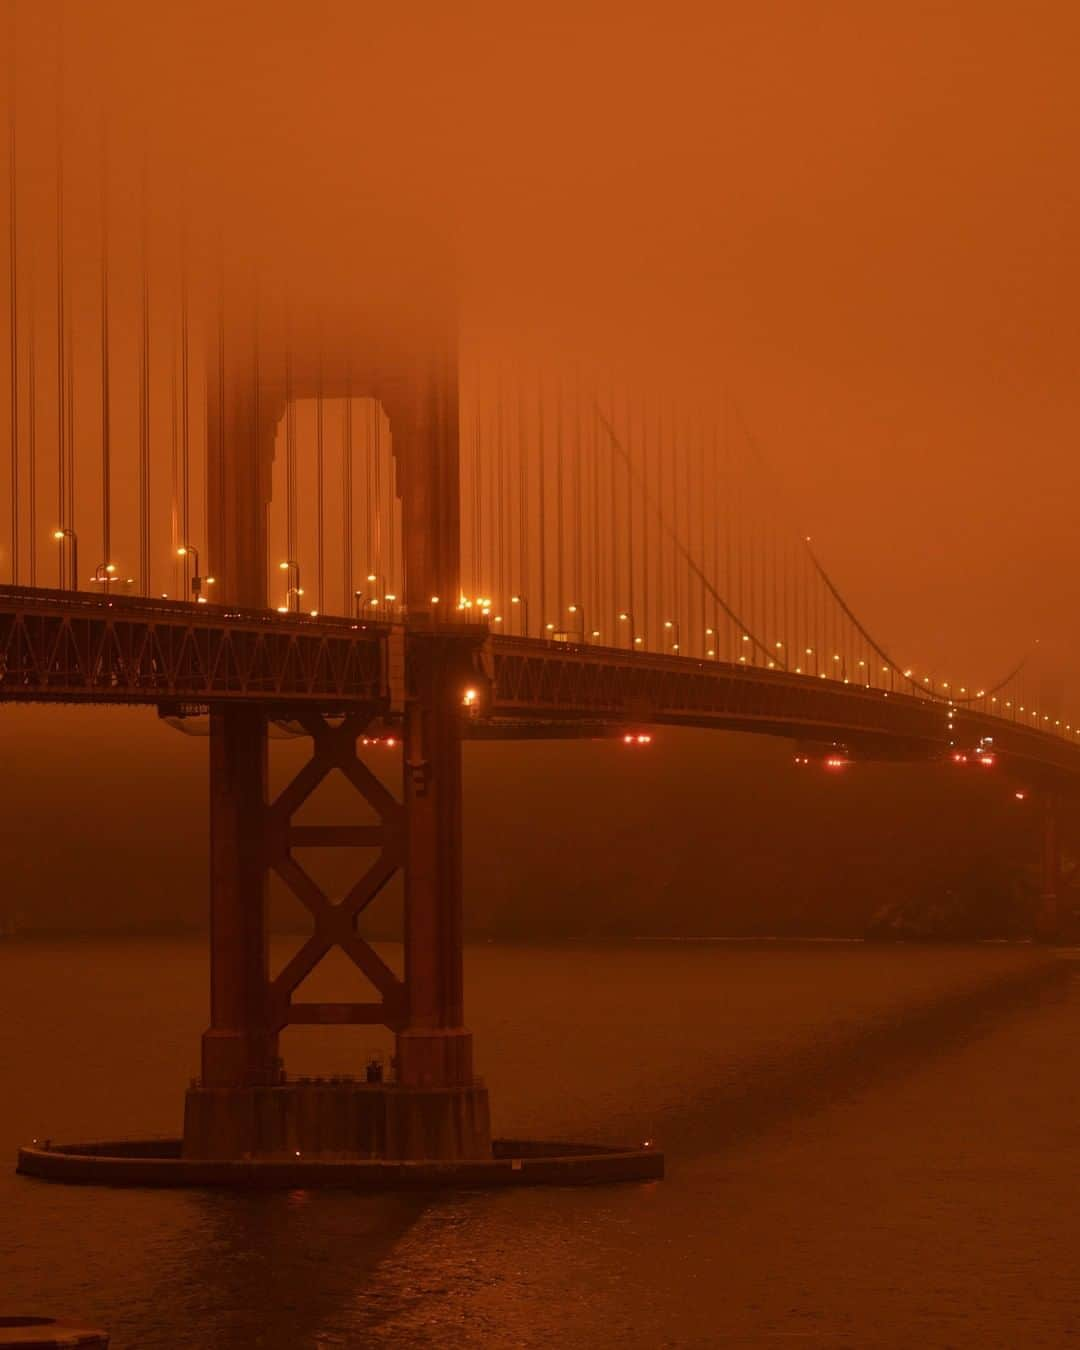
[496,362,505,607]
[678,406,689,645]
[26,244,34,583]
[7,0,17,582]
[62,50,73,567]
[555,371,564,612]
[285,319,296,571]
[170,301,178,593]
[487,372,497,601]
[626,385,634,643]
[473,385,481,595]
[537,371,546,626]
[252,279,261,600]
[343,370,353,613]
[139,160,150,592]
[100,109,110,571]
[591,377,601,641]
[698,410,706,652]
[316,352,324,611]
[640,393,649,649]
[388,374,397,605]
[574,368,583,628]
[180,225,190,594]
[608,383,617,634]
[517,366,528,626]
[372,396,382,600]
[363,391,372,584]
[711,417,720,650]
[803,542,810,670]
[55,19,65,585]
[214,245,224,586]
[771,525,779,655]
[655,402,664,651]
[724,402,733,656]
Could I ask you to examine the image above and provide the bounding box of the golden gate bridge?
[4,2,1079,1182]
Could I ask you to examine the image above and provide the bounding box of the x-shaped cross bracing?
[266,711,406,1031]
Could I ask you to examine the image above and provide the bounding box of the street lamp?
[52,528,77,592]
[567,603,586,642]
[366,572,385,619]
[91,562,117,594]
[511,594,529,637]
[279,560,302,613]
[705,626,718,659]
[176,545,213,603]
[618,611,638,651]
[664,619,681,654]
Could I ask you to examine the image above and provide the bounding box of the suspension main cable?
[730,396,1028,704]
[803,538,1028,704]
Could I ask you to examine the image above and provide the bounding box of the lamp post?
[511,594,529,637]
[353,589,365,619]
[618,611,638,651]
[279,560,302,613]
[567,603,586,643]
[92,561,117,594]
[366,572,385,619]
[177,545,211,602]
[664,619,681,654]
[52,528,77,592]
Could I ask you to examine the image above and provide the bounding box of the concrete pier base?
[182,1080,492,1161]
[17,1137,664,1190]
[0,1320,108,1348]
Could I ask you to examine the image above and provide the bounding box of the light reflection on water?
[2,939,1077,1348]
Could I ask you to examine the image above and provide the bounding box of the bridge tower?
[183,301,490,1161]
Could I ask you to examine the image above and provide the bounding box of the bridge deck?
[3,586,1079,785]
[0,585,387,707]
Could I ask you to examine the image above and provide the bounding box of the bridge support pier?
[397,643,473,1089]
[184,646,490,1163]
[1035,794,1065,944]
[200,705,281,1090]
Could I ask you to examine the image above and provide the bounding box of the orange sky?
[6,0,1080,686]
[4,1,1080,933]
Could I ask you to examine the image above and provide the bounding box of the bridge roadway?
[3,584,1079,787]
